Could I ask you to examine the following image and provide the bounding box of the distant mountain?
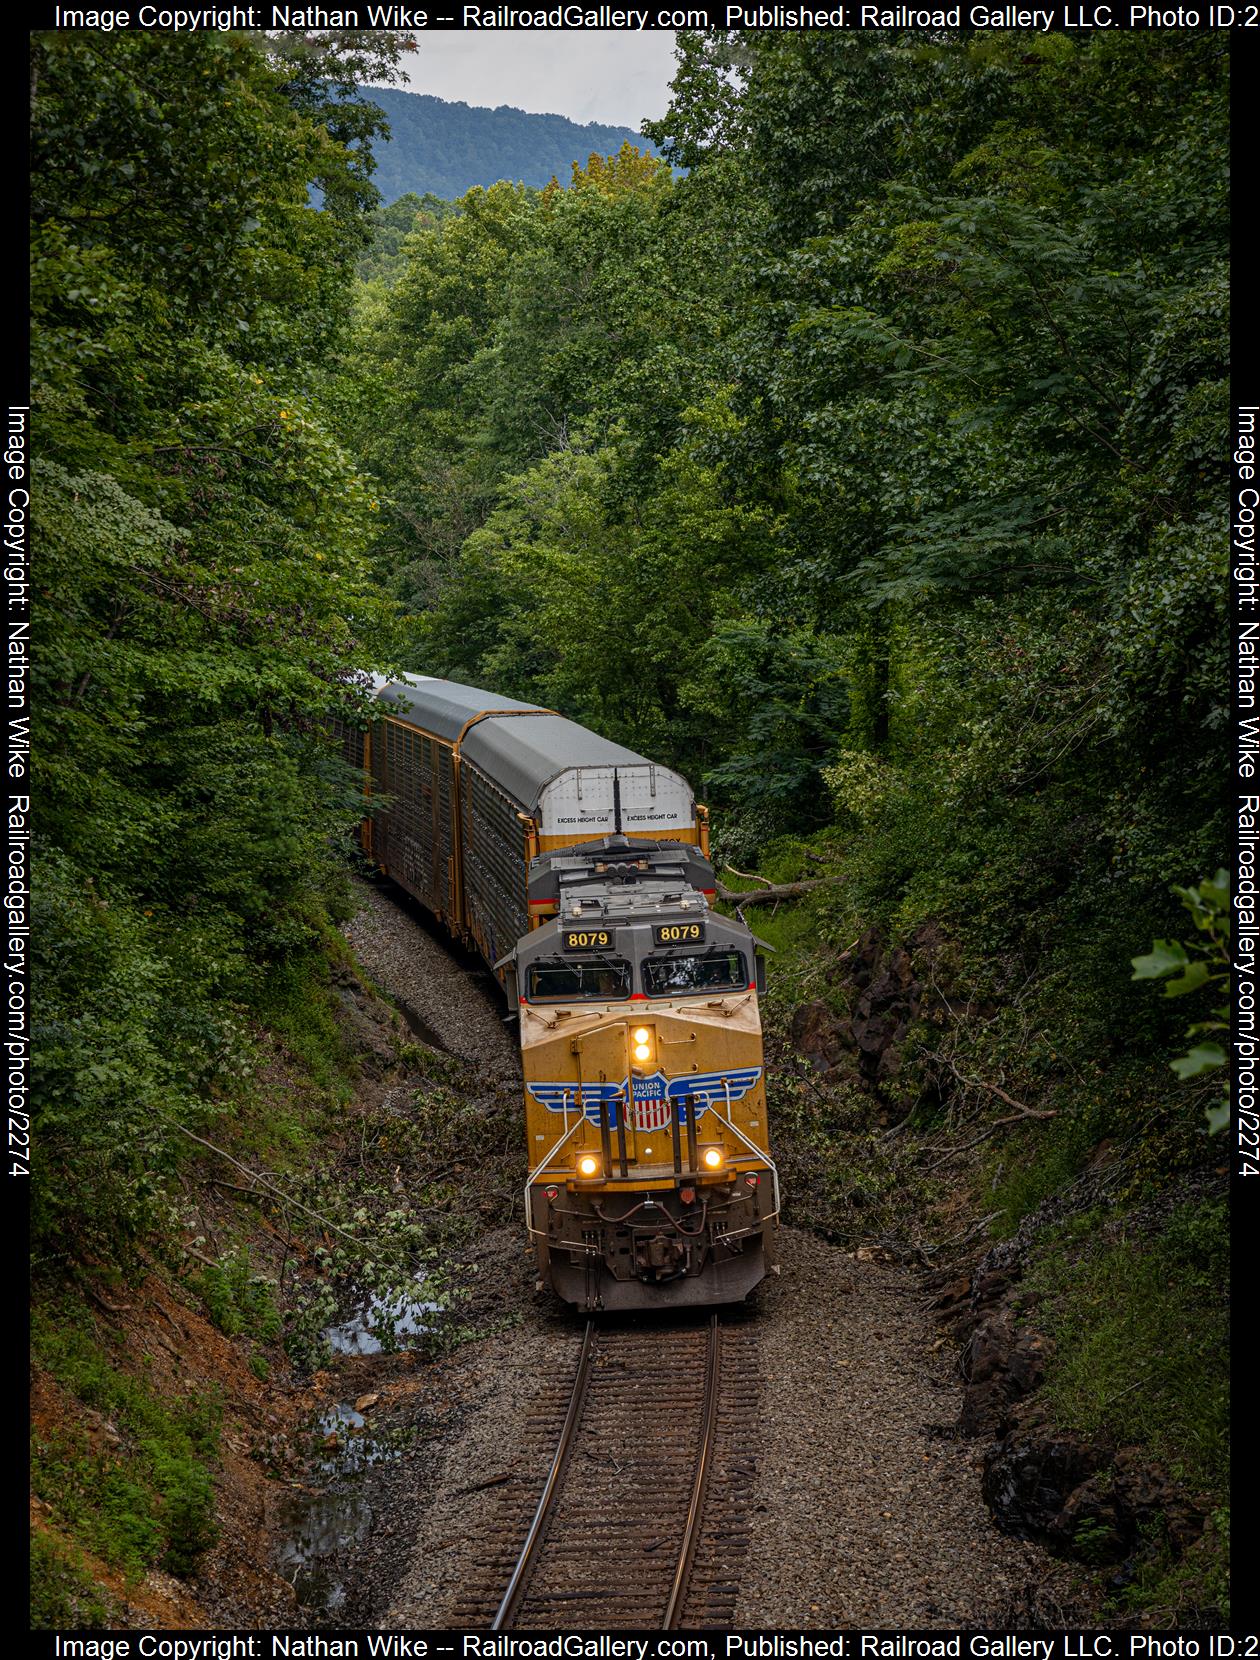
[359,86,654,202]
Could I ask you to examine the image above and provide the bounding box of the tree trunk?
[714,877,840,908]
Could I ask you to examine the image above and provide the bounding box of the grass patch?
[985,1116,1099,1238]
[252,947,352,1094]
[1112,1508,1230,1624]
[30,1532,120,1629]
[191,1248,283,1342]
[713,832,853,1008]
[31,1304,221,1581]
[1024,1200,1229,1495]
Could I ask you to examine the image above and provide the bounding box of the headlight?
[633,1043,652,1062]
[701,1147,725,1170]
[633,1026,651,1045]
[577,1154,600,1178]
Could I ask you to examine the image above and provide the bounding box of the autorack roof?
[374,674,674,812]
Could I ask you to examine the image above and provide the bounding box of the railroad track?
[451,1314,758,1630]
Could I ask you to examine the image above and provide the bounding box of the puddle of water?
[323,1288,441,1356]
[319,1402,366,1432]
[311,1403,406,1476]
[276,1488,372,1614]
[279,1405,410,1612]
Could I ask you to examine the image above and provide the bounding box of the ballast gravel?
[732,1228,1070,1628]
[378,1231,1070,1629]
[343,878,520,1073]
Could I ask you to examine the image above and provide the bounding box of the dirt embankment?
[32,876,526,1630]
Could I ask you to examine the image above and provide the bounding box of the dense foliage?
[356,191,460,284]
[32,30,403,1265]
[343,31,1226,882]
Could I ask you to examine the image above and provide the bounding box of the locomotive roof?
[374,674,676,811]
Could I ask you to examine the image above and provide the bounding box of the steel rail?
[491,1320,596,1631]
[662,1313,721,1630]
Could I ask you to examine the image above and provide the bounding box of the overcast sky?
[375,33,680,130]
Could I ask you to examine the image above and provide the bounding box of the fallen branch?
[87,1287,135,1315]
[786,1061,831,1105]
[722,864,774,889]
[454,1471,514,1496]
[159,1113,380,1256]
[715,876,840,908]
[918,1210,1004,1258]
[1098,1367,1151,1411]
[209,1178,268,1198]
[921,1108,1059,1174]
[151,1301,186,1339]
[926,1050,1055,1121]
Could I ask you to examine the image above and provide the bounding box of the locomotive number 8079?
[334,673,780,1313]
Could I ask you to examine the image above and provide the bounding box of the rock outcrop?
[927,1255,1206,1573]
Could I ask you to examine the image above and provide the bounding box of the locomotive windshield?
[643,948,748,996]
[527,957,631,1001]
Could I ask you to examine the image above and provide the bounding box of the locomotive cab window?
[643,948,748,996]
[526,957,632,1002]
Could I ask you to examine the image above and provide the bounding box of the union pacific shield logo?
[525,1069,762,1126]
[632,1073,671,1134]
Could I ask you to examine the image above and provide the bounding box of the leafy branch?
[1132,870,1229,1134]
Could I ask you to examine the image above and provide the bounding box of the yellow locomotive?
[335,674,779,1312]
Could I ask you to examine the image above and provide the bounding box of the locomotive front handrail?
[523,1115,585,1240]
[710,1080,781,1224]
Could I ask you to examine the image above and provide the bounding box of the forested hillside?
[33,28,403,1271]
[352,85,650,201]
[31,33,410,1618]
[32,26,1229,1630]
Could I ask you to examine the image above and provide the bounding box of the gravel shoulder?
[735,1228,1067,1627]
[344,878,520,1072]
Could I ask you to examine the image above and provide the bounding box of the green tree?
[1133,872,1230,1134]
[32,30,400,1262]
